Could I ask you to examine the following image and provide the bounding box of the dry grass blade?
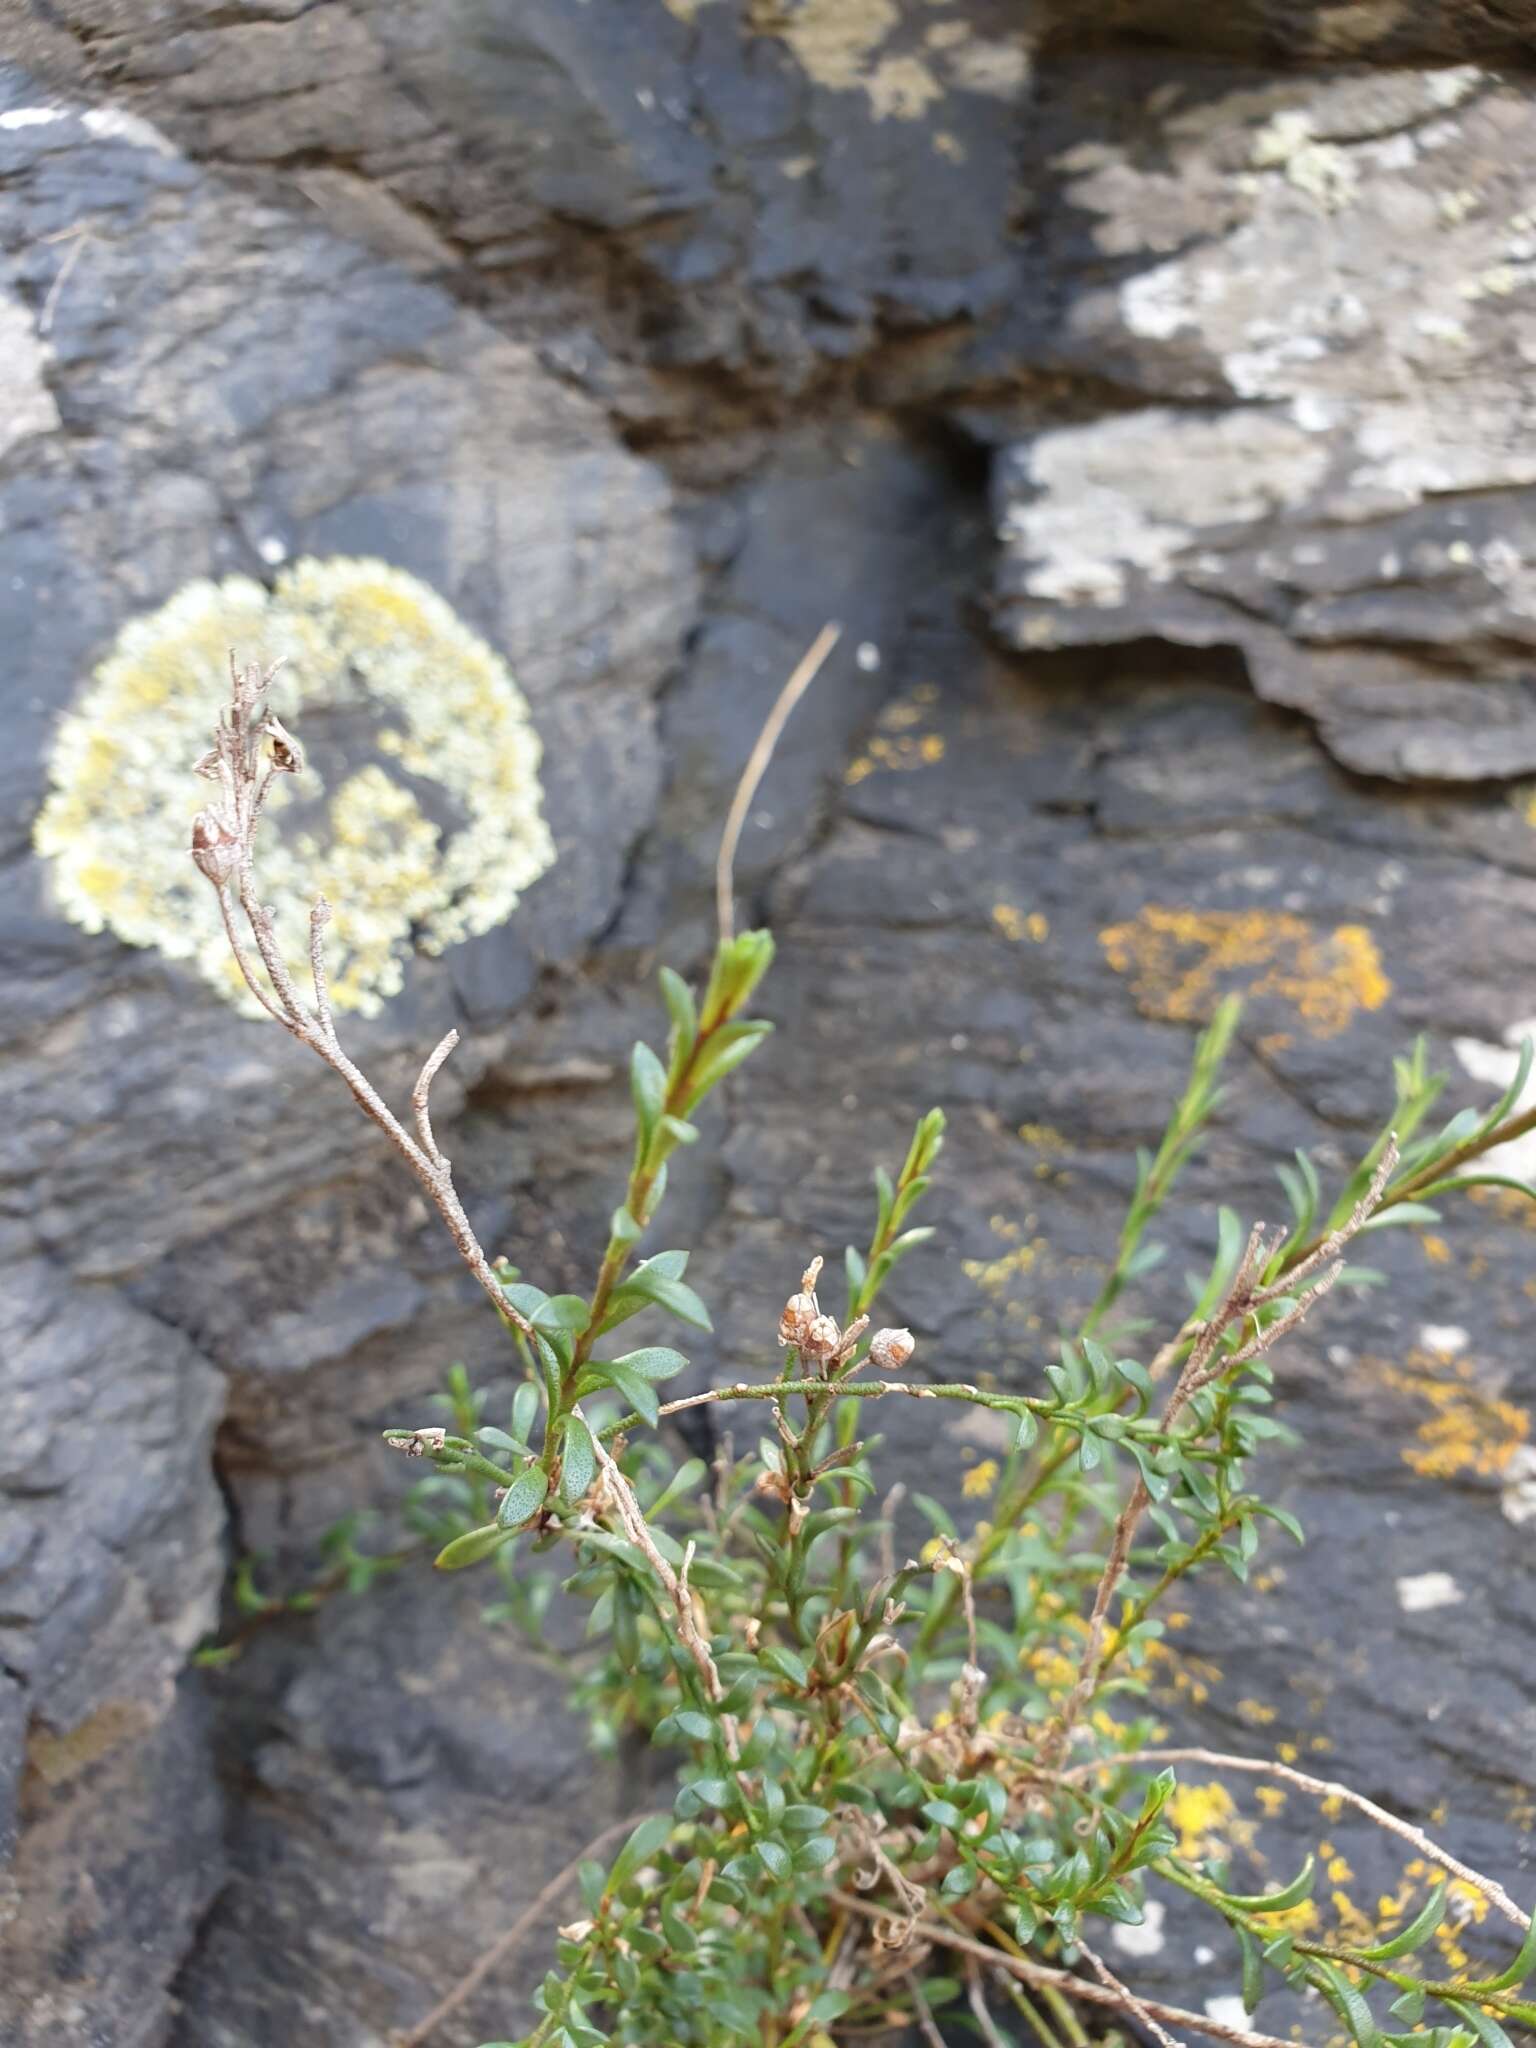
[715,621,841,942]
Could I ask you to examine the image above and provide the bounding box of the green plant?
[195,655,1536,2048]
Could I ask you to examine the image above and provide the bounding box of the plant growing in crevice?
[192,652,1536,2048]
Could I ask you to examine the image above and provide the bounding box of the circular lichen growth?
[34,557,556,1016]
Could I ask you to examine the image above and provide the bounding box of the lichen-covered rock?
[0,61,695,2046]
[5,10,1536,2046]
[12,0,1034,440]
[991,56,1536,780]
[1036,0,1536,63]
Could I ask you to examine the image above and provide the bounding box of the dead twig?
[1077,1936,1187,2048]
[965,1957,1013,2048]
[588,1421,740,1759]
[830,1893,1298,2048]
[906,1972,949,2048]
[193,656,534,1339]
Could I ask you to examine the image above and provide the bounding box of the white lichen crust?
[34,557,556,1016]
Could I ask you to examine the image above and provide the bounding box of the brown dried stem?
[194,655,533,1339]
[830,1893,1298,2048]
[588,1422,740,1760]
[1077,1937,1187,2048]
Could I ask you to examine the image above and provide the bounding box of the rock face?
[990,55,1536,782]
[2,6,1535,2046]
[1036,0,1536,62]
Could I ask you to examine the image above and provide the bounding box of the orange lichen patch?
[1369,1346,1530,1482]
[1419,1232,1453,1265]
[1099,906,1390,1037]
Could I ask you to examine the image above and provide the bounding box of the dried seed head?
[261,716,304,774]
[558,1919,595,1944]
[777,1292,820,1350]
[189,808,240,885]
[833,1313,870,1365]
[385,1426,447,1458]
[801,1254,824,1294]
[868,1327,915,1373]
[802,1313,841,1365]
[192,747,223,782]
[753,1468,793,1505]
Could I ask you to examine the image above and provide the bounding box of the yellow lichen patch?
[34,559,555,1018]
[1018,1122,1069,1154]
[1144,1637,1223,1708]
[845,732,945,783]
[993,903,1049,943]
[1256,1785,1288,1817]
[1021,1638,1079,1696]
[1369,1346,1530,1482]
[1469,1183,1536,1231]
[1236,1698,1278,1727]
[1099,906,1390,1038]
[1419,1232,1453,1265]
[1167,1781,1239,1862]
[1381,1860,1496,1977]
[961,1458,999,1500]
[752,0,899,94]
[845,689,946,784]
[1264,1895,1320,1939]
[962,1240,1044,1298]
[27,1699,155,1790]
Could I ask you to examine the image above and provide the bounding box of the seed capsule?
[190,808,240,884]
[778,1292,820,1350]
[868,1327,915,1373]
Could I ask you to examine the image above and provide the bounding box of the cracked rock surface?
[2,6,1536,2044]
